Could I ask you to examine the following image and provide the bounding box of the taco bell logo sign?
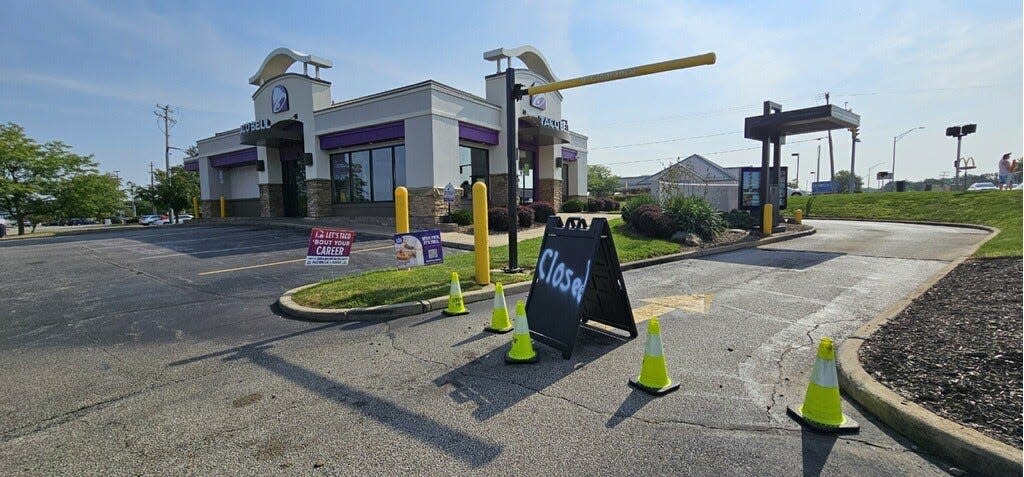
[530,94,546,111]
[272,85,289,113]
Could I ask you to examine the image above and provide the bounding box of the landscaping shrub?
[530,201,555,224]
[722,209,754,229]
[621,195,655,223]
[662,195,725,241]
[446,209,473,226]
[562,199,585,213]
[517,205,534,228]
[602,198,620,211]
[586,198,603,212]
[633,204,676,239]
[488,207,511,231]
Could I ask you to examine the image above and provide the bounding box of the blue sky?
[2,0,1020,188]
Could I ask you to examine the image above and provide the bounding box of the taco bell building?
[185,46,589,224]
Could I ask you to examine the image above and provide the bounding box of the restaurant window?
[330,144,404,204]
[458,145,488,198]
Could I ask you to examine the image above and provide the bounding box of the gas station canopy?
[744,104,860,141]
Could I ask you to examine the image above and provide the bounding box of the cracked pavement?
[0,220,988,475]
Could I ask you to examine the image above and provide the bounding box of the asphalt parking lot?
[0,220,989,475]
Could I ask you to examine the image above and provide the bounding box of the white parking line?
[135,239,311,260]
[196,244,396,275]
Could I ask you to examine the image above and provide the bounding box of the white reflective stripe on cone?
[450,281,459,294]
[644,333,664,357]
[812,358,838,388]
[514,314,529,334]
[494,293,506,310]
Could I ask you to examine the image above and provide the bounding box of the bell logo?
[530,94,546,111]
[272,85,289,113]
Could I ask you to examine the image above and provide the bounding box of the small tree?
[0,122,97,234]
[833,170,863,193]
[53,173,125,219]
[587,164,620,197]
[148,165,199,213]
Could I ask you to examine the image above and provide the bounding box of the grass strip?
[292,218,680,309]
[786,191,1021,258]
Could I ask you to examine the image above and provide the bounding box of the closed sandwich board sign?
[525,217,637,358]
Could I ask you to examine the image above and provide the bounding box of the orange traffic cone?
[787,337,859,432]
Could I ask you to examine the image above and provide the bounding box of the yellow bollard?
[395,186,409,234]
[794,209,803,225]
[219,196,226,218]
[473,182,490,285]
[192,197,200,219]
[762,203,773,236]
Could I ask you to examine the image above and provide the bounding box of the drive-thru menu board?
[394,229,444,269]
[525,217,637,359]
[739,166,788,211]
[305,228,356,265]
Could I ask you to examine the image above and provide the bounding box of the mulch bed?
[861,258,1023,448]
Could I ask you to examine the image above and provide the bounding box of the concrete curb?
[832,222,1022,477]
[276,226,816,322]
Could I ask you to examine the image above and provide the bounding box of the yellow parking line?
[197,244,395,276]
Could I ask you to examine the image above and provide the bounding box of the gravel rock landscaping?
[861,258,1023,448]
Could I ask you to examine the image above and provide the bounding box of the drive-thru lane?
[0,221,987,475]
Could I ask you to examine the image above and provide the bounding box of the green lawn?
[785,191,1021,258]
[292,218,681,309]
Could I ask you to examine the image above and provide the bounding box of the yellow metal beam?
[525,52,716,96]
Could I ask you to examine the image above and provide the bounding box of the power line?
[598,137,823,167]
[590,130,740,150]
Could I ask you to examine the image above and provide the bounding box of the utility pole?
[154,104,178,175]
[849,126,860,193]
[149,161,156,214]
[825,93,835,181]
[816,139,822,182]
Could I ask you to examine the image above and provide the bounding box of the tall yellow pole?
[525,52,716,96]
[472,182,490,285]
[394,186,409,234]
[762,204,773,236]
[219,196,226,218]
[192,197,200,219]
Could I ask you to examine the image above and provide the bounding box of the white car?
[967,182,998,191]
[176,214,194,223]
[139,215,162,225]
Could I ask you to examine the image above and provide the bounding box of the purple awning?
[562,147,578,161]
[319,121,405,150]
[210,148,258,168]
[458,122,499,145]
[183,159,199,171]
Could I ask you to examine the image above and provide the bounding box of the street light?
[891,126,924,187]
[866,162,885,190]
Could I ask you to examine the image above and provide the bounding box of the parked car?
[150,215,171,225]
[139,215,162,225]
[176,214,194,223]
[788,187,806,196]
[967,182,998,191]
[66,218,97,226]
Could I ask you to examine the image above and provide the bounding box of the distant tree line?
[0,122,198,235]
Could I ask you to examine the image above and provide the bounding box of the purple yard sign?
[394,230,443,269]
[306,228,356,265]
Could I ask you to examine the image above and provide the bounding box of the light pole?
[866,162,885,190]
[892,126,924,188]
[790,153,800,190]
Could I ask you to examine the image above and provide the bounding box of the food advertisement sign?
[394,230,443,269]
[306,228,356,265]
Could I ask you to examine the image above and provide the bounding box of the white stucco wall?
[228,165,259,199]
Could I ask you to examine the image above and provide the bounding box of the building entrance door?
[279,144,307,217]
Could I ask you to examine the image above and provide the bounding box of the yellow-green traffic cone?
[505,300,538,364]
[787,337,859,432]
[628,317,680,396]
[442,271,469,316]
[485,282,513,333]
